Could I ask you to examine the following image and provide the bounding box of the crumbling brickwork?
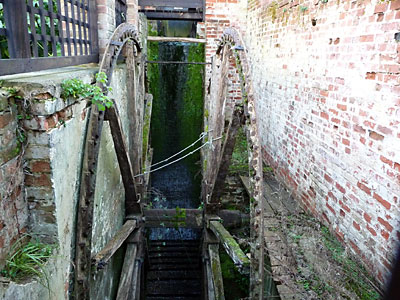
[0,90,27,268]
[205,0,400,286]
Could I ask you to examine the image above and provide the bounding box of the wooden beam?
[211,107,244,203]
[142,209,249,228]
[141,11,203,21]
[209,220,250,274]
[147,60,209,65]
[147,36,206,43]
[106,104,141,214]
[203,46,230,214]
[116,243,138,300]
[74,104,105,299]
[208,244,225,300]
[128,231,144,300]
[92,220,137,269]
[139,0,203,8]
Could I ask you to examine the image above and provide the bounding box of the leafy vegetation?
[61,72,113,111]
[1,235,54,283]
[229,127,249,175]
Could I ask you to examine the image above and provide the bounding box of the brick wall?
[0,90,28,268]
[97,0,139,55]
[205,0,400,286]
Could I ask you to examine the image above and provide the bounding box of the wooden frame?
[0,0,98,76]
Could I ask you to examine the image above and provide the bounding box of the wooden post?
[211,106,244,203]
[203,45,230,214]
[116,228,143,300]
[3,0,30,59]
[116,244,138,300]
[106,104,141,214]
[209,244,225,300]
[74,104,105,300]
[88,0,99,56]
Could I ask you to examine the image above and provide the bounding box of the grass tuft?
[1,235,54,283]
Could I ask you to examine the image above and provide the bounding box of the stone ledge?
[0,64,98,116]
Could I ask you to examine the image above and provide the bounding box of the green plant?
[1,235,55,282]
[172,207,187,228]
[300,6,308,12]
[61,72,113,111]
[229,127,249,175]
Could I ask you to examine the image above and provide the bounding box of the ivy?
[61,72,113,111]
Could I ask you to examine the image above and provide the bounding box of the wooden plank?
[92,220,137,269]
[208,244,225,300]
[88,0,99,56]
[147,60,209,65]
[144,148,153,194]
[211,107,244,202]
[128,242,143,299]
[143,208,202,228]
[3,0,31,59]
[203,46,230,214]
[106,104,141,214]
[0,55,99,76]
[140,11,203,21]
[116,243,138,300]
[147,36,206,43]
[139,0,203,8]
[209,220,250,274]
[142,209,248,229]
[206,258,216,300]
[74,104,105,299]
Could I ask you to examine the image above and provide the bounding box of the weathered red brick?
[320,112,329,120]
[25,173,52,187]
[349,240,361,255]
[380,155,393,167]
[374,193,392,210]
[326,202,336,215]
[364,212,372,223]
[31,160,51,173]
[0,113,13,129]
[374,3,388,13]
[378,217,393,232]
[369,130,384,141]
[336,182,346,194]
[353,221,361,231]
[357,182,371,195]
[324,173,333,184]
[367,224,377,236]
[390,0,400,10]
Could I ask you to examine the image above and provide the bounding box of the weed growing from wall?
[61,72,113,111]
[0,235,55,290]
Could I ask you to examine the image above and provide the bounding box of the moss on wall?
[178,43,204,176]
[219,251,249,299]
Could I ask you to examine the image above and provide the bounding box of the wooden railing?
[0,0,98,76]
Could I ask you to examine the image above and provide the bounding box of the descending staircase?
[145,239,203,299]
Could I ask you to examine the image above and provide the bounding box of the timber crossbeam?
[92,220,137,270]
[142,209,249,229]
[208,219,250,275]
[106,104,141,215]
